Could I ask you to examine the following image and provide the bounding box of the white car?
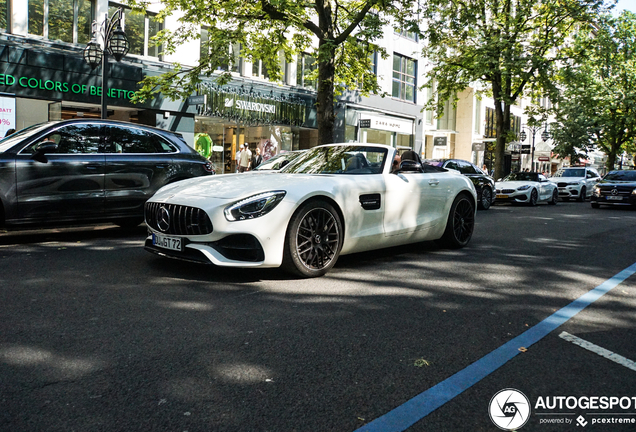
[495,172,558,206]
[143,144,477,277]
[550,167,601,201]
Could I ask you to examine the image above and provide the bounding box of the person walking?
[238,143,252,173]
[235,145,242,173]
[251,147,263,170]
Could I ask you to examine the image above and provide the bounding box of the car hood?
[153,172,336,200]
[495,180,538,189]
[598,180,636,186]
[550,176,584,182]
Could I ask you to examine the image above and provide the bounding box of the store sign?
[538,156,550,161]
[359,114,413,134]
[359,119,371,128]
[199,84,307,126]
[472,142,485,151]
[0,73,136,101]
[187,95,207,105]
[0,96,15,137]
[434,136,447,147]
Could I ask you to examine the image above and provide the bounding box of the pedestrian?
[238,143,252,173]
[235,145,242,173]
[251,147,263,170]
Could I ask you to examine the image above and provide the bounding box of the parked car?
[591,170,636,209]
[549,166,601,201]
[495,172,558,205]
[0,119,214,229]
[144,144,477,277]
[424,158,495,210]
[252,150,305,171]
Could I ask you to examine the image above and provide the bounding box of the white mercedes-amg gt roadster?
[144,144,477,277]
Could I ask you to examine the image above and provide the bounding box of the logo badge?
[576,415,588,427]
[489,389,531,430]
[157,206,171,233]
[611,188,618,195]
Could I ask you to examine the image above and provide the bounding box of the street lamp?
[519,124,549,172]
[83,8,130,119]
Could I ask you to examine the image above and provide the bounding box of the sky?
[614,0,636,13]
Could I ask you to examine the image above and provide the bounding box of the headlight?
[567,182,579,186]
[517,185,531,191]
[224,191,286,221]
[632,188,636,195]
[594,186,601,196]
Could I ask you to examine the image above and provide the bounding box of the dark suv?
[424,159,496,209]
[0,119,214,229]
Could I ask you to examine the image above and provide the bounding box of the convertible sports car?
[495,171,558,205]
[144,144,477,277]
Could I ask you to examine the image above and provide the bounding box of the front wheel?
[529,189,538,206]
[438,194,475,249]
[548,189,558,205]
[478,187,492,210]
[578,187,586,202]
[282,200,343,278]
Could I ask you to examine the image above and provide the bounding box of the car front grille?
[496,189,516,194]
[598,186,633,197]
[557,182,570,187]
[145,202,213,235]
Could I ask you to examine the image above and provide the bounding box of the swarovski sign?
[234,99,276,114]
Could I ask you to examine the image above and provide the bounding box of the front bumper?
[495,189,531,203]
[591,194,636,207]
[557,185,582,198]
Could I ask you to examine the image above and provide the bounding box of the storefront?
[344,109,415,151]
[193,84,317,174]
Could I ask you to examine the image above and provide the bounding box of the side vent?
[359,193,381,210]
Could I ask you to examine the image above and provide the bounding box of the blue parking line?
[355,262,636,432]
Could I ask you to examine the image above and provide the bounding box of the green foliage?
[421,0,605,177]
[551,11,636,170]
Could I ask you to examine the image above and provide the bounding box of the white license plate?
[496,194,509,199]
[153,234,183,251]
[606,196,623,201]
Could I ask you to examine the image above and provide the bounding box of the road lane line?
[559,331,636,372]
[355,262,636,432]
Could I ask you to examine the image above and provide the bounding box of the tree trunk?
[493,100,510,180]
[316,39,336,145]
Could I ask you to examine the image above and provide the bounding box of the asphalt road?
[1,200,635,432]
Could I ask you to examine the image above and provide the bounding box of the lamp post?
[83,8,130,119]
[519,124,550,172]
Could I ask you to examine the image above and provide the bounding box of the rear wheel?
[438,194,475,248]
[282,200,343,278]
[578,187,586,202]
[548,189,558,205]
[478,187,492,210]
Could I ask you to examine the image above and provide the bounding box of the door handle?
[428,180,439,186]
[85,164,101,170]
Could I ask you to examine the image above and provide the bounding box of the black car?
[591,170,636,209]
[0,119,214,229]
[424,158,496,209]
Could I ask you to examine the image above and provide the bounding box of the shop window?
[437,98,456,131]
[109,3,161,57]
[424,81,434,125]
[297,53,317,90]
[484,107,520,138]
[200,28,241,73]
[392,54,416,103]
[0,0,8,29]
[28,0,94,44]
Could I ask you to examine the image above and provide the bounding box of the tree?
[420,0,605,179]
[551,11,636,171]
[125,0,419,145]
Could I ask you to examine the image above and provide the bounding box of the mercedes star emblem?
[157,206,171,232]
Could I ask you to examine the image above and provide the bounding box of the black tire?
[591,202,600,209]
[114,218,143,229]
[282,200,343,277]
[478,187,492,210]
[578,187,586,202]
[438,194,475,249]
[529,189,538,206]
[548,189,558,205]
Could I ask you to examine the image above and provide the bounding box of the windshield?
[254,151,303,171]
[554,168,585,177]
[503,172,539,182]
[282,145,387,174]
[0,123,53,153]
[604,171,636,181]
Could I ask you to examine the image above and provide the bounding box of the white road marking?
[559,331,636,372]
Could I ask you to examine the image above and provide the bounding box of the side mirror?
[31,141,58,163]
[398,160,423,173]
